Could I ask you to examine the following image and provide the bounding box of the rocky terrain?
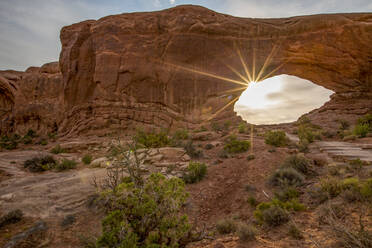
[0,4,371,248]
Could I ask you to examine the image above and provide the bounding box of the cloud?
[170,0,175,4]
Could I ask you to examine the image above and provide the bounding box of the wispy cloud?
[170,0,176,4]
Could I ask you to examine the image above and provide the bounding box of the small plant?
[183,140,203,158]
[211,122,222,132]
[223,120,231,130]
[288,225,303,240]
[216,219,237,234]
[247,154,255,161]
[353,123,369,138]
[40,139,48,146]
[0,135,18,150]
[224,135,250,153]
[0,209,23,228]
[357,113,372,129]
[237,224,256,242]
[82,154,92,165]
[24,155,57,172]
[238,122,247,133]
[135,129,170,148]
[320,177,342,198]
[281,154,311,175]
[56,159,77,171]
[298,125,315,143]
[204,143,214,150]
[274,187,299,202]
[172,129,189,140]
[339,120,350,130]
[264,130,288,147]
[268,167,305,187]
[183,162,207,184]
[247,196,259,207]
[51,144,65,154]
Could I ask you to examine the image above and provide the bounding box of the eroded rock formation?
[1,5,372,135]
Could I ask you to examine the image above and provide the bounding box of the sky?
[1,0,372,71]
[234,75,334,124]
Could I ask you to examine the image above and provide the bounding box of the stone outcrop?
[1,5,372,135]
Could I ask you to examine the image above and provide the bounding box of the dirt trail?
[0,150,106,219]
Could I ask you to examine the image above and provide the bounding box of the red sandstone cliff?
[1,5,372,135]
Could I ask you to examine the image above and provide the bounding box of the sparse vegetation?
[238,122,247,133]
[264,130,288,147]
[237,224,256,242]
[353,123,369,138]
[224,135,250,153]
[0,209,23,228]
[274,187,300,202]
[135,129,170,148]
[51,144,65,154]
[82,154,92,165]
[24,155,57,172]
[216,219,237,234]
[56,159,77,171]
[288,225,303,240]
[172,129,189,141]
[183,140,203,159]
[268,167,305,187]
[247,196,259,207]
[281,154,312,175]
[183,162,207,184]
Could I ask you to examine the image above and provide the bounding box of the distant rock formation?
[1,5,371,135]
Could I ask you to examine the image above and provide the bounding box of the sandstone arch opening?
[234,75,334,125]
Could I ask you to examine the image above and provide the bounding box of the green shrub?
[268,167,305,187]
[223,120,231,130]
[320,177,342,198]
[254,199,305,227]
[40,139,48,146]
[274,187,300,202]
[247,154,255,161]
[0,209,23,228]
[96,173,190,248]
[22,135,33,144]
[56,159,77,171]
[353,123,369,138]
[183,140,203,159]
[238,123,247,133]
[247,196,259,207]
[288,225,303,240]
[211,122,222,132]
[339,120,350,130]
[281,154,311,175]
[216,219,237,234]
[183,162,207,184]
[0,135,18,150]
[26,129,36,138]
[297,139,309,153]
[51,144,65,154]
[135,129,170,148]
[224,136,250,153]
[237,224,256,242]
[172,129,189,140]
[82,154,92,165]
[24,155,57,172]
[298,125,315,143]
[264,130,288,147]
[357,114,372,129]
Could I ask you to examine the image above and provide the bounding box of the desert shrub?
[360,178,372,199]
[339,120,350,130]
[218,150,229,159]
[0,209,23,228]
[238,122,247,133]
[51,144,65,154]
[247,196,259,207]
[40,139,48,146]
[183,162,207,184]
[297,139,309,153]
[298,125,315,143]
[26,129,36,138]
[349,158,364,170]
[357,113,372,129]
[320,177,342,198]
[343,134,357,141]
[353,123,369,138]
[274,187,300,202]
[135,129,170,148]
[0,134,19,150]
[216,219,237,234]
[96,173,191,248]
[223,120,231,130]
[56,159,77,171]
[264,130,288,147]
[288,225,303,240]
[24,155,57,172]
[254,199,305,227]
[237,224,256,242]
[204,143,214,150]
[268,167,305,187]
[211,122,222,132]
[247,154,255,161]
[22,135,33,144]
[281,154,311,175]
[183,140,203,159]
[82,154,92,165]
[224,135,250,153]
[308,187,329,205]
[172,129,189,141]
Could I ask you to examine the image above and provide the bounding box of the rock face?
[1,5,372,135]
